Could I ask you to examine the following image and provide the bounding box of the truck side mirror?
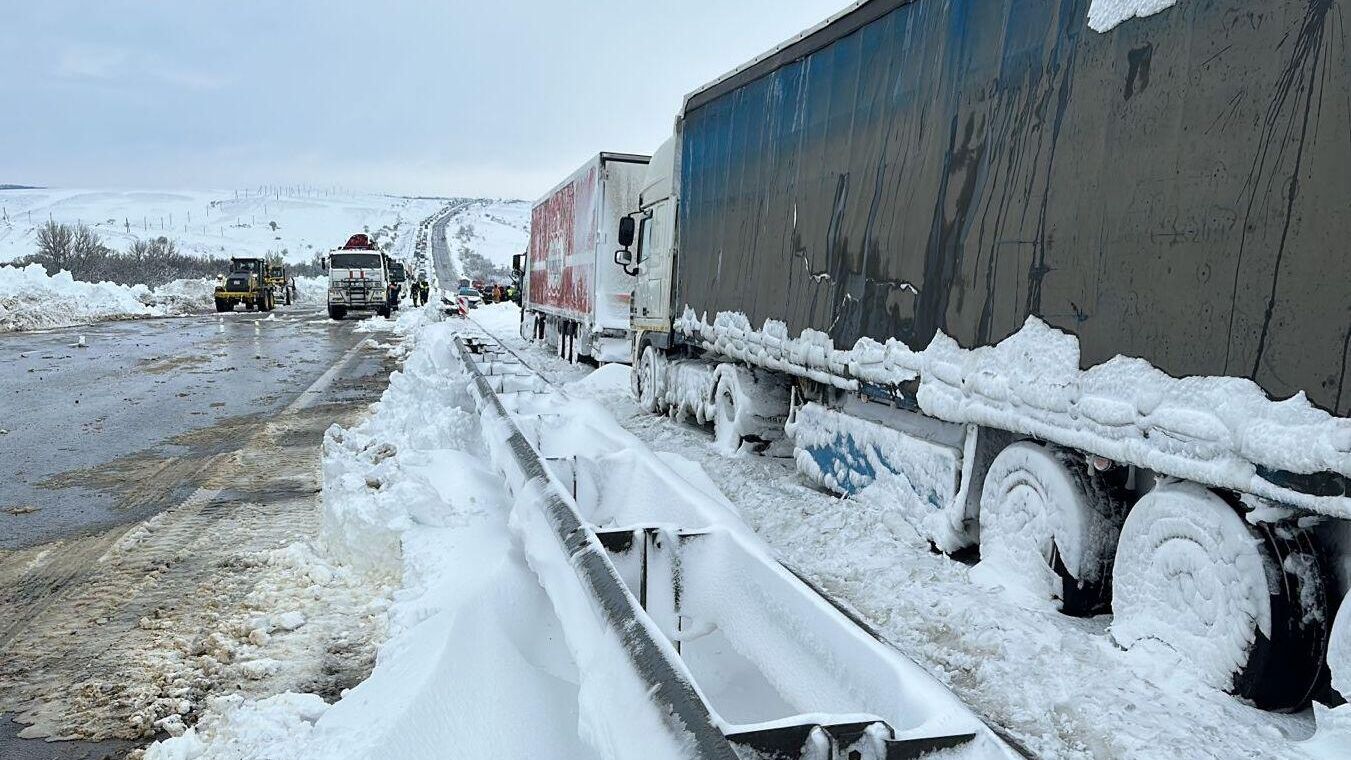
[614,248,634,267]
[511,253,524,275]
[321,259,328,272]
[618,216,636,248]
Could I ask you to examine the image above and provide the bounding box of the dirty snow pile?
[0,264,339,332]
[143,316,600,760]
[1087,0,1182,32]
[0,263,198,332]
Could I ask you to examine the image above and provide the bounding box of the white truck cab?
[326,234,391,320]
[621,136,677,344]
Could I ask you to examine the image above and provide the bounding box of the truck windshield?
[231,260,262,273]
[330,254,383,270]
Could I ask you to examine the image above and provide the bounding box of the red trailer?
[522,152,649,363]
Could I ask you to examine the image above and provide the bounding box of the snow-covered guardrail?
[453,335,741,760]
[453,326,1030,760]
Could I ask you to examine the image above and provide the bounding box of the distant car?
[457,287,483,309]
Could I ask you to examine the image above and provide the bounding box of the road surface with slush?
[0,301,397,759]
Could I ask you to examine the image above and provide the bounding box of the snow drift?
[0,264,333,333]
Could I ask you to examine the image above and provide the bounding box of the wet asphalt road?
[428,200,468,287]
[0,306,382,550]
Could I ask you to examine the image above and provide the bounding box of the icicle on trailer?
[614,0,1351,711]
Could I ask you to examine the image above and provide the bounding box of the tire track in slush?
[0,337,382,744]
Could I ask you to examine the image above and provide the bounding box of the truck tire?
[710,363,791,455]
[1111,482,1329,710]
[1331,592,1351,701]
[634,345,667,413]
[328,306,346,320]
[214,298,230,313]
[976,442,1125,616]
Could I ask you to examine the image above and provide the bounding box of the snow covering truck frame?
[616,0,1351,712]
[521,152,649,363]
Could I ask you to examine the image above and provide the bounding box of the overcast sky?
[3,0,848,200]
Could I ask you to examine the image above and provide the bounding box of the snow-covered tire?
[1111,482,1329,709]
[1332,596,1351,701]
[633,345,666,414]
[711,364,790,455]
[976,442,1124,615]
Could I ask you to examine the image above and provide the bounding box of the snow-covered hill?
[0,188,449,266]
[441,199,530,279]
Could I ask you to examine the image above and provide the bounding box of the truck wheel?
[634,345,666,413]
[1331,592,1351,701]
[1111,482,1330,709]
[976,442,1124,616]
[245,299,255,311]
[710,363,791,455]
[214,298,229,313]
[328,306,346,320]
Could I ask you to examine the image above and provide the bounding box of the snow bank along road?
[0,302,403,758]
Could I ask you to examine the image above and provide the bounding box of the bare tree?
[34,220,74,271]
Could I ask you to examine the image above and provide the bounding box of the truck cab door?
[632,198,673,333]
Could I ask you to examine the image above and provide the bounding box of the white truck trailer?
[521,152,648,363]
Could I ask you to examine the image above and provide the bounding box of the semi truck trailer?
[522,152,650,363]
[615,0,1351,711]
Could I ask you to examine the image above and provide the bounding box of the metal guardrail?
[454,335,741,760]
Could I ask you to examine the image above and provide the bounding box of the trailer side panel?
[674,0,1351,415]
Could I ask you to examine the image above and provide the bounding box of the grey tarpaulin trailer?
[621,0,1351,713]
[674,0,1349,416]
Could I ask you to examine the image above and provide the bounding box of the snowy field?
[137,302,1350,760]
[441,198,529,276]
[0,188,447,266]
